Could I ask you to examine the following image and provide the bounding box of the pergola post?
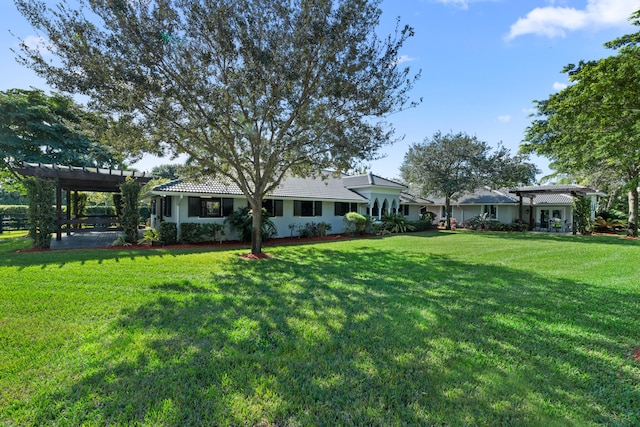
[66,189,72,236]
[529,196,534,230]
[56,182,62,241]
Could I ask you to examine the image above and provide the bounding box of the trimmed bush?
[344,212,368,235]
[180,222,225,244]
[407,219,436,231]
[159,221,178,245]
[0,205,29,215]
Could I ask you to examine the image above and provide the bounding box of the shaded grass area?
[1,231,639,425]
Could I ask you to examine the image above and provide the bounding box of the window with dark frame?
[262,199,284,217]
[187,196,234,217]
[162,197,172,217]
[294,200,322,217]
[483,204,497,219]
[334,202,358,216]
[400,204,410,216]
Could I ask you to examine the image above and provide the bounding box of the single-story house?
[147,172,430,240]
[422,184,603,231]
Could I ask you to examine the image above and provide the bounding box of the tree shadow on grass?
[23,245,640,425]
[463,229,640,246]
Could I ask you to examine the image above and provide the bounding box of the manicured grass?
[1,231,639,425]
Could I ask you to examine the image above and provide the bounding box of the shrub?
[224,207,277,243]
[138,228,160,244]
[381,213,414,234]
[180,222,225,243]
[594,216,626,233]
[421,211,436,223]
[467,213,500,231]
[407,219,435,231]
[298,222,332,238]
[159,221,178,245]
[0,205,29,215]
[344,212,368,235]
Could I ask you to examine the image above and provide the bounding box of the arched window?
[372,199,379,217]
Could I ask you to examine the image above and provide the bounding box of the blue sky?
[2,0,640,181]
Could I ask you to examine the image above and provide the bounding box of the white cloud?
[522,107,537,115]
[553,81,568,91]
[395,55,416,64]
[506,0,640,40]
[22,35,55,56]
[434,0,499,9]
[498,115,512,122]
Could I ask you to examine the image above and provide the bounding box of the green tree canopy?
[521,10,640,236]
[400,131,537,230]
[14,0,420,254]
[0,88,121,173]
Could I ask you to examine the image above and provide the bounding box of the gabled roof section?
[343,172,406,189]
[429,187,518,205]
[153,173,368,202]
[400,190,432,205]
[512,184,601,197]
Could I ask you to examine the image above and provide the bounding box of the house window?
[262,199,283,217]
[294,200,322,217]
[552,209,562,219]
[441,206,447,218]
[399,205,410,216]
[483,205,497,219]
[334,202,358,216]
[188,197,234,217]
[162,197,172,217]
[372,200,380,217]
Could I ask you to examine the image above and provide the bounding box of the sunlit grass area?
[1,231,639,425]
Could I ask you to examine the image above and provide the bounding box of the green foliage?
[421,211,436,222]
[111,234,132,246]
[401,131,537,230]
[14,0,419,255]
[224,208,277,243]
[0,88,120,171]
[573,196,593,235]
[137,228,160,245]
[23,177,56,248]
[159,222,178,245]
[521,22,640,236]
[380,213,415,234]
[0,205,29,215]
[406,219,436,231]
[119,178,142,244]
[594,216,626,233]
[344,212,369,236]
[298,222,333,238]
[466,212,500,231]
[179,223,225,244]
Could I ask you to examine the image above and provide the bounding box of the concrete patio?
[50,231,124,250]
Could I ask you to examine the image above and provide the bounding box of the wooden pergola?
[16,162,152,240]
[509,184,600,232]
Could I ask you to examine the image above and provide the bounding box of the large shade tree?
[14,0,420,254]
[0,88,121,174]
[400,131,537,230]
[521,10,640,237]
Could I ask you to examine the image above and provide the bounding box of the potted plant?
[138,228,162,246]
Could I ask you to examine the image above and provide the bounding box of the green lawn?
[1,231,639,426]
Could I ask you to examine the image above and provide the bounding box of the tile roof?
[429,188,518,205]
[153,173,368,202]
[343,172,406,189]
[400,190,432,205]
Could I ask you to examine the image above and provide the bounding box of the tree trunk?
[445,196,451,230]
[627,186,638,237]
[250,202,263,255]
